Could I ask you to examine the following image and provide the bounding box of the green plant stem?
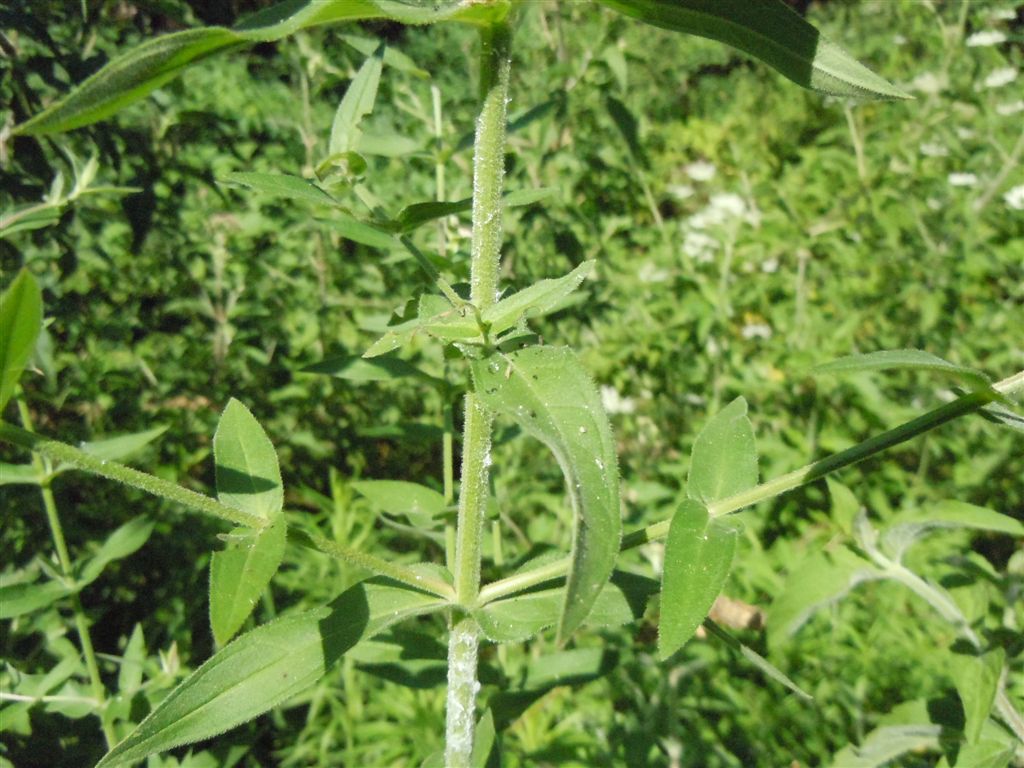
[0,421,453,600]
[15,397,116,749]
[447,19,512,768]
[477,381,1012,606]
[452,17,511,607]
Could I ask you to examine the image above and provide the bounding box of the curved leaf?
[472,346,621,642]
[209,517,288,645]
[14,0,507,136]
[0,269,43,412]
[213,399,283,520]
[686,397,758,504]
[96,577,446,768]
[597,0,910,100]
[658,499,739,659]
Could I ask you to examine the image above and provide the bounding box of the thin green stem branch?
[15,396,116,749]
[622,387,999,549]
[0,421,453,601]
[0,421,264,528]
[478,378,1016,606]
[447,19,512,768]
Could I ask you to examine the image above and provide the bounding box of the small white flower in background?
[984,67,1018,89]
[996,99,1024,116]
[667,183,695,200]
[919,141,949,157]
[911,71,946,94]
[966,30,1007,47]
[600,385,636,415]
[761,256,780,273]
[740,322,773,340]
[682,230,719,262]
[956,127,976,140]
[1004,185,1024,211]
[684,160,716,182]
[709,192,745,218]
[948,172,978,187]
[989,7,1017,20]
[637,261,669,283]
[892,34,907,46]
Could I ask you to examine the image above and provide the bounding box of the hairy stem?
[447,19,512,768]
[15,396,116,748]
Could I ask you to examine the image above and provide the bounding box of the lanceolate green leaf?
[686,397,758,505]
[14,0,508,136]
[0,269,43,413]
[352,480,447,525]
[0,462,39,486]
[222,172,338,206]
[209,517,288,645]
[596,0,910,100]
[0,580,71,620]
[471,346,621,642]
[880,501,1024,561]
[77,426,169,464]
[658,499,739,659]
[96,578,446,768]
[78,516,156,587]
[213,399,283,520]
[301,354,439,385]
[330,42,385,157]
[483,261,595,336]
[950,647,1004,744]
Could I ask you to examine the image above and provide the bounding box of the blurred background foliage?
[2,1,1022,766]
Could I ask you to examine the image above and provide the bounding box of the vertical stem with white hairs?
[446,17,512,768]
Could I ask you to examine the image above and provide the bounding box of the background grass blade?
[812,349,991,390]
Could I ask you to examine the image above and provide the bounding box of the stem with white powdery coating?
[446,19,512,768]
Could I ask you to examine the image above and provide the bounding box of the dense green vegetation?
[2,1,1022,766]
